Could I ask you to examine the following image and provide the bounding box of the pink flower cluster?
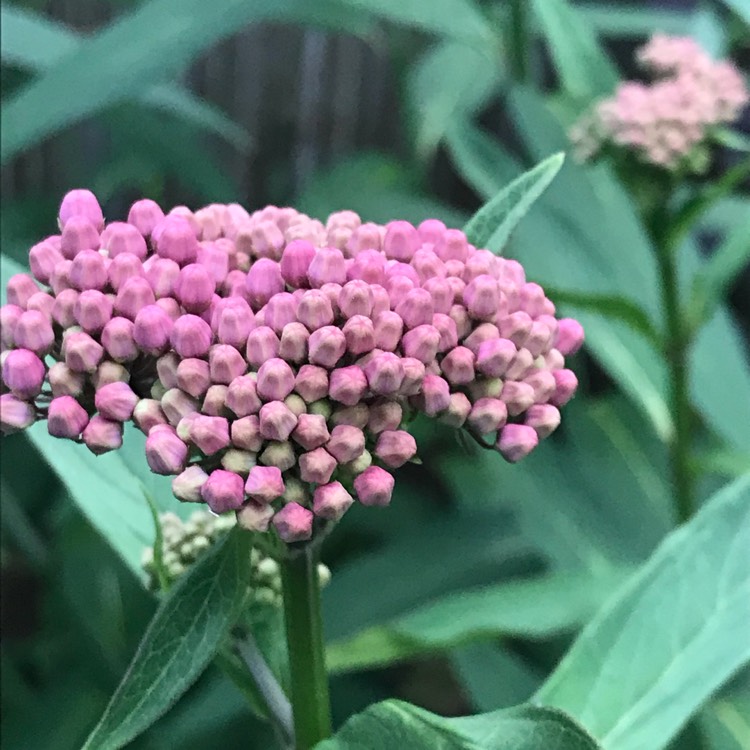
[570,34,748,171]
[1,190,582,543]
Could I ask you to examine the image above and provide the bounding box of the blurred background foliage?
[1,0,749,748]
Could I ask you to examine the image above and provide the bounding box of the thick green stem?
[281,547,332,750]
[508,0,530,83]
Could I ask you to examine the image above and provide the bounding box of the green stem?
[508,0,530,83]
[281,547,332,750]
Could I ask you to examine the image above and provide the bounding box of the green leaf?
[463,152,565,253]
[712,128,750,153]
[537,475,750,750]
[81,528,253,750]
[318,701,601,749]
[689,217,750,329]
[408,41,501,159]
[326,568,629,674]
[572,5,691,37]
[0,4,250,151]
[530,0,618,102]
[717,0,750,26]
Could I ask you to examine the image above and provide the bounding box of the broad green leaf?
[0,4,250,151]
[692,449,750,479]
[700,675,750,750]
[717,0,750,26]
[530,0,617,102]
[689,2,728,57]
[713,128,750,153]
[297,152,467,227]
[82,528,253,750]
[318,701,601,749]
[537,475,750,750]
[326,568,629,674]
[408,41,501,159]
[463,152,565,252]
[689,217,750,329]
[572,5,691,36]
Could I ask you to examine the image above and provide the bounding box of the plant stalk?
[508,0,530,83]
[281,546,332,750]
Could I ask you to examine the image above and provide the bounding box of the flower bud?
[2,349,45,399]
[133,304,174,356]
[259,401,298,441]
[519,283,549,318]
[74,289,113,334]
[339,280,373,319]
[146,427,188,474]
[299,447,337,484]
[524,403,560,439]
[354,465,395,507]
[375,429,417,468]
[524,320,553,358]
[127,198,164,237]
[440,346,475,385]
[417,373,451,416]
[256,357,295,401]
[154,216,198,265]
[246,259,284,309]
[215,303,254,351]
[202,470,245,514]
[313,481,353,521]
[48,362,84,397]
[504,348,535,381]
[13,310,54,354]
[327,424,365,464]
[296,290,334,330]
[221,449,256,475]
[82,415,123,454]
[555,318,585,356]
[170,314,212,358]
[439,391,472,427]
[422,277,453,315]
[62,331,103,373]
[463,275,501,321]
[156,352,180,389]
[93,361,128,389]
[291,413,330,450]
[0,393,36,433]
[208,344,246,385]
[497,311,532,349]
[524,369,557,403]
[245,465,285,504]
[280,239,316,287]
[172,465,208,503]
[59,189,104,231]
[29,240,65,285]
[49,288,77,329]
[497,423,538,462]
[399,357,426,396]
[237,501,275,532]
[364,352,404,395]
[101,221,148,260]
[329,366,367,406]
[467,398,507,435]
[371,311,402,352]
[308,326,346,368]
[501,381,536,416]
[449,304,471,339]
[95,381,138,422]
[175,263,216,313]
[176,358,211,398]
[395,288,434,329]
[401,324,440,364]
[227,416,261,453]
[47,395,90,438]
[347,248,386,285]
[347,223,382,256]
[245,326,280,368]
[6,274,40,309]
[475,337,516,378]
[273,502,313,543]
[294,365,329,403]
[190,415,230,455]
[161,388,199,426]
[109,254,147,296]
[258,440,295,471]
[0,304,22,350]
[434,228,468,262]
[330,403,368,429]
[383,221,419,262]
[133,398,168,433]
[200,383,227,416]
[70,249,108,291]
[264,292,298,334]
[308,247,346,287]
[276,322,308,364]
[60,216,99,259]
[365,400,401,434]
[550,369,578,407]
[431,313,458,352]
[101,317,138,362]
[464,248,496,281]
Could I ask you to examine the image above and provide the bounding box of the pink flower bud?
[467,397,508,435]
[434,228,468,262]
[46,396,88,438]
[133,399,168,433]
[202,384,229,416]
[73,289,112,334]
[100,222,147,261]
[294,365,329,402]
[417,373,451,416]
[364,400,400,434]
[259,440,296,471]
[48,362,84,397]
[201,469,245,514]
[114,277,155,321]
[82,415,123,454]
[49,289,76,329]
[524,370,557,404]
[7,274,40,309]
[327,365,366,406]
[353,465,395,507]
[501,381,536,416]
[327,424,365,464]
[276,322,308,364]
[395,288,434,329]
[126,198,165,237]
[299,447,337,484]
[174,358,210,398]
[338,315,375,357]
[555,318,585,356]
[328,403,367,429]
[144,257,179,298]
[132,305,173,356]
[190,415,230,455]
[264,293,298,334]
[401,324,440,364]
[107,253,144,292]
[347,248,386,285]
[525,403,561,439]
[476,337,516,377]
[231,415,263,451]
[346,223,382,256]
[2,349,44,399]
[94,381,138,422]
[254,357,294,401]
[170,314,212,358]
[246,258,284,310]
[196,241,230,283]
[154,216,198,265]
[273,502,313,542]
[223,375,259,418]
[449,304,471,339]
[422,277,453,315]
[245,326,280,368]
[60,216,99,259]
[208,344,246,385]
[308,247,346,287]
[59,189,104,231]
[100,317,137,362]
[63,331,103,373]
[505,348,535,380]
[69,249,107,291]
[174,263,216,313]
[399,357,426,396]
[431,313,458,352]
[371,311,402,352]
[363,352,403,395]
[237,501,275,532]
[49,260,72,296]
[145,426,188,474]
[93,361,128,390]
[29,240,64,285]
[338,280,373,319]
[292,413,330,450]
[1,304,22,350]
[161,388,199,426]
[214,301,254,350]
[550,369,578,407]
[411,248,445,282]
[463,275,501,321]
[308,326,346,368]
[497,423,538,462]
[523,320,552,358]
[0,393,36,433]
[172,465,208,503]
[280,239,316,287]
[437,391,470,428]
[375,429,417,468]
[245,465,285,504]
[440,346,475,385]
[259,401,298,441]
[313,481,353,521]
[296,289,334,330]
[13,310,54,355]
[250,219,285,260]
[383,221,419,261]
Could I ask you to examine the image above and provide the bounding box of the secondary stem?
[508,0,529,83]
[281,546,332,750]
